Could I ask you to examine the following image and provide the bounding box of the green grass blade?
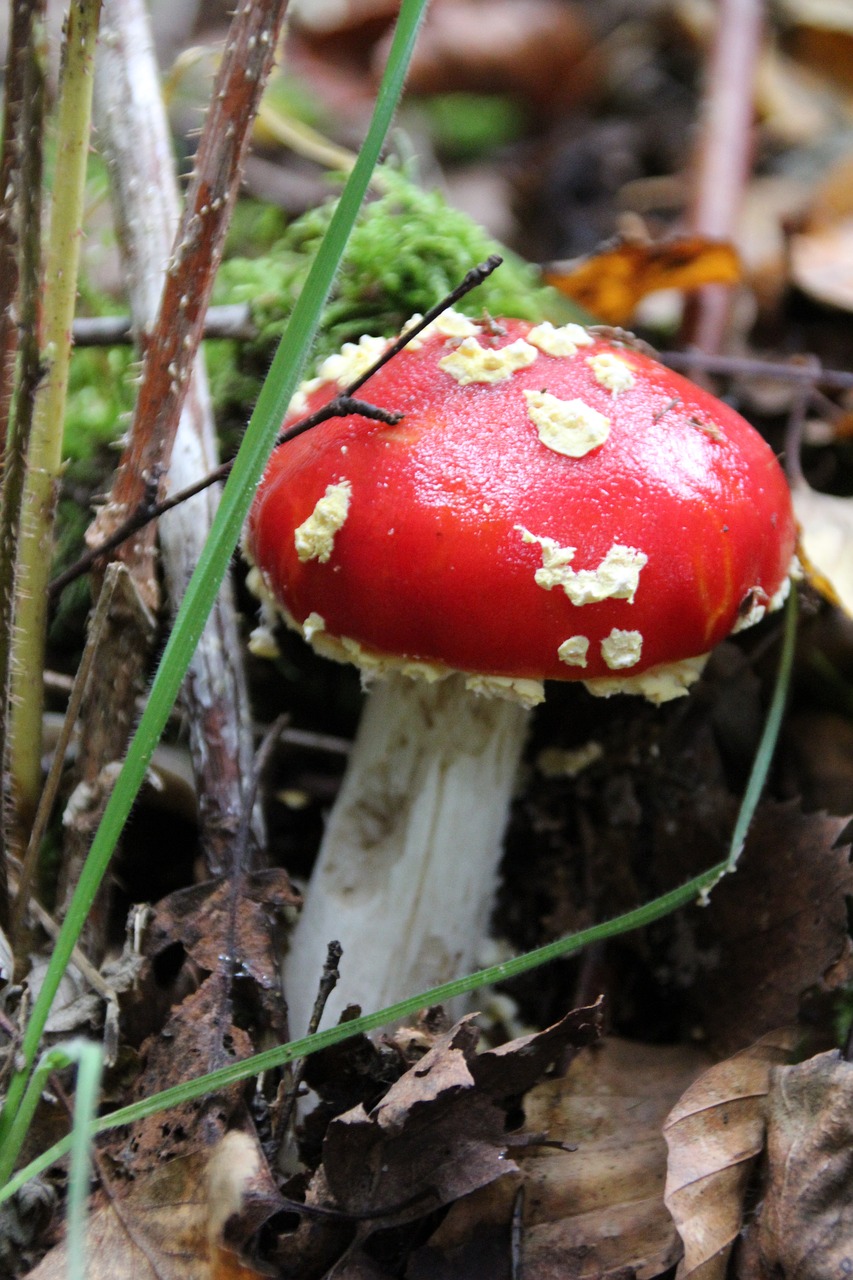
[0,0,431,1182]
[64,1041,104,1280]
[0,589,797,1204]
[725,584,798,869]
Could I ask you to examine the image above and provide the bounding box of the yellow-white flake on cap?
[557,635,589,667]
[439,336,538,385]
[601,628,643,669]
[402,309,480,350]
[524,390,610,457]
[586,351,635,395]
[518,528,648,605]
[528,321,594,357]
[294,481,352,563]
[317,335,389,388]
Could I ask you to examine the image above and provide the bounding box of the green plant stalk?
[8,0,102,849]
[0,0,47,927]
[0,0,431,1184]
[0,588,798,1199]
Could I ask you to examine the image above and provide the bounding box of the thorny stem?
[0,0,37,450]
[0,0,47,928]
[8,0,103,853]
[89,0,289,607]
[0,0,432,1181]
[50,255,504,599]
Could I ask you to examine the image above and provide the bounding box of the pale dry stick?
[680,0,764,354]
[91,0,263,878]
[69,307,853,395]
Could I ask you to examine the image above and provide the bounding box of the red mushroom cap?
[246,316,796,695]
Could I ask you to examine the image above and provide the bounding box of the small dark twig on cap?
[48,254,504,600]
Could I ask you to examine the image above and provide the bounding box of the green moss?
[210,166,578,419]
[63,345,136,461]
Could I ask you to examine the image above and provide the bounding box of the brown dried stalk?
[88,0,290,609]
[0,0,33,449]
[73,0,273,890]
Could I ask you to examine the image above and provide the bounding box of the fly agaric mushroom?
[246,312,797,1035]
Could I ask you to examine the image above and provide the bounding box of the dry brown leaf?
[26,1131,276,1280]
[113,973,255,1174]
[663,1029,797,1280]
[413,1037,710,1280]
[145,869,298,1042]
[544,236,741,325]
[691,802,853,1054]
[316,1003,602,1224]
[274,1006,601,1279]
[742,1050,853,1279]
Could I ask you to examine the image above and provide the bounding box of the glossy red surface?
[247,319,797,682]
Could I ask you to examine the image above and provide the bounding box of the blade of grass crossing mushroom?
[725,580,798,873]
[0,0,432,1181]
[0,588,798,1203]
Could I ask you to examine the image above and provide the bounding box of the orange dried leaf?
[663,1029,797,1280]
[544,237,742,325]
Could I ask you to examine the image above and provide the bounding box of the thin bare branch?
[71,303,255,347]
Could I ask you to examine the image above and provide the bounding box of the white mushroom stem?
[284,673,530,1035]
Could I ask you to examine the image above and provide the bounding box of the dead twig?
[51,254,504,600]
[71,303,255,347]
